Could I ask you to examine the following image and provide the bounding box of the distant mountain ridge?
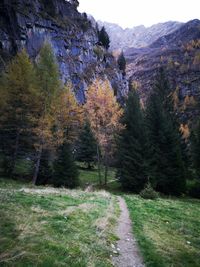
[150,19,200,48]
[98,20,183,50]
[125,19,200,127]
[98,18,200,127]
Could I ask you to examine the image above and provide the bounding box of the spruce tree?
[191,119,200,179]
[117,87,148,193]
[117,51,126,75]
[146,69,186,195]
[36,149,53,185]
[53,143,79,188]
[98,26,110,50]
[77,121,97,169]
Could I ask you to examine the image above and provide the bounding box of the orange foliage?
[183,95,196,110]
[185,39,200,51]
[180,124,190,139]
[193,51,200,66]
[85,79,123,151]
[34,113,55,150]
[55,85,83,144]
[34,85,83,154]
[172,86,180,109]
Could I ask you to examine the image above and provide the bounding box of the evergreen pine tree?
[98,26,110,50]
[146,69,186,195]
[77,121,97,169]
[53,143,79,188]
[191,119,200,179]
[36,149,53,185]
[117,51,126,75]
[117,87,148,192]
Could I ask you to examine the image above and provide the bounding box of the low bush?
[140,182,159,200]
[93,45,104,60]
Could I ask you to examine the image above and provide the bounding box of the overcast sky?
[78,0,200,28]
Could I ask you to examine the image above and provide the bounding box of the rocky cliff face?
[125,19,200,126]
[0,0,128,103]
[98,20,182,51]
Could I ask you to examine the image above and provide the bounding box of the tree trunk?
[104,164,108,186]
[87,162,92,170]
[104,151,108,186]
[32,147,42,185]
[10,130,20,176]
[97,145,102,185]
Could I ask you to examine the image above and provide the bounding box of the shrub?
[140,182,159,200]
[93,45,104,60]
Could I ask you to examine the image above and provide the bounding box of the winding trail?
[112,196,145,267]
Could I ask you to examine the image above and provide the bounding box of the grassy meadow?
[0,179,119,267]
[78,165,120,192]
[0,163,200,267]
[125,195,200,267]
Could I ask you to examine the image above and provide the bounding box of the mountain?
[98,21,183,51]
[0,0,128,103]
[125,19,200,126]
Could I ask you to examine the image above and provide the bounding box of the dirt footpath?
[112,196,145,267]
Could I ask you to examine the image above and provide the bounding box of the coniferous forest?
[0,44,200,197]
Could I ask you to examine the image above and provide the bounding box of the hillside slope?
[125,19,200,126]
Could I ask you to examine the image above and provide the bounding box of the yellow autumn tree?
[32,42,61,184]
[0,49,39,176]
[55,84,83,145]
[85,79,123,185]
[50,85,83,188]
[33,44,83,185]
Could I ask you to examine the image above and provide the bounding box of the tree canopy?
[98,26,110,50]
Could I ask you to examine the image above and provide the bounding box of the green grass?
[79,167,102,186]
[2,167,199,267]
[125,195,200,267]
[0,177,33,189]
[0,179,119,267]
[78,164,121,191]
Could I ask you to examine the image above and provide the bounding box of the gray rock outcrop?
[0,0,128,103]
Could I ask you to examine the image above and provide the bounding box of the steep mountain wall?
[0,0,128,102]
[125,20,200,126]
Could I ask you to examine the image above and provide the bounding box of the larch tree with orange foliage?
[0,49,39,176]
[85,79,123,185]
[52,85,83,188]
[32,42,61,185]
[55,84,83,144]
